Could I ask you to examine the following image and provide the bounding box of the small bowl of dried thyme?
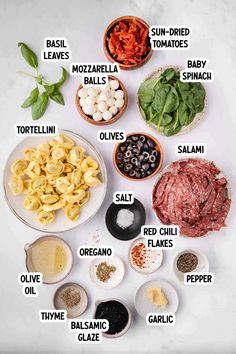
[53,282,88,318]
[89,256,125,288]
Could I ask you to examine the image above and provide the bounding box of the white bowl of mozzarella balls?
[76,76,128,125]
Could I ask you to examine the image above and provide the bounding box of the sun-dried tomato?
[107,18,151,65]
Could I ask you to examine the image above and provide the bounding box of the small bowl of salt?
[105,198,146,241]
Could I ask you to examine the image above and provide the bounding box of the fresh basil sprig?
[18,42,68,120]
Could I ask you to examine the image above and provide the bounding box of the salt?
[116,209,134,229]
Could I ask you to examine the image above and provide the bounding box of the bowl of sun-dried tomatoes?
[104,16,153,70]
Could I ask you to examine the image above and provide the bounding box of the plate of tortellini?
[4,130,107,233]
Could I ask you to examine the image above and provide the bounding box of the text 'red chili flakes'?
[107,19,151,65]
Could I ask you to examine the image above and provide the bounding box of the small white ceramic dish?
[172,249,209,282]
[128,237,163,274]
[135,279,179,319]
[89,256,125,288]
[53,282,88,318]
[3,129,107,233]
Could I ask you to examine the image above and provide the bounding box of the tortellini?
[24,195,41,212]
[8,133,101,225]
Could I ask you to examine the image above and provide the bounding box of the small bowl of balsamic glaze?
[113,132,163,181]
[94,299,132,338]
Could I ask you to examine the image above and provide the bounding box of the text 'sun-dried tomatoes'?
[106,18,151,66]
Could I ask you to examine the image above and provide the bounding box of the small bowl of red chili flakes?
[104,16,153,70]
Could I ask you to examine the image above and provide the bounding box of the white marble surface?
[0,0,236,353]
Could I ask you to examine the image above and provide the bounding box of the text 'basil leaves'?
[18,42,38,69]
[32,92,48,120]
[21,87,39,108]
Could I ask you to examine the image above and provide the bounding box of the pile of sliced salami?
[152,159,231,237]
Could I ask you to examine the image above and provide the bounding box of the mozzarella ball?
[87,87,99,97]
[110,79,119,90]
[95,95,101,104]
[77,88,84,98]
[97,101,108,112]
[114,90,124,100]
[115,99,124,108]
[103,111,113,121]
[93,111,103,121]
[79,88,88,99]
[109,105,118,115]
[100,91,111,101]
[106,97,115,107]
[82,104,96,115]
[85,96,96,106]
[109,89,116,97]
[79,98,86,107]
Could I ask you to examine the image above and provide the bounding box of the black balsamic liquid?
[95,300,129,335]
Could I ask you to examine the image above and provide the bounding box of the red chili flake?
[107,18,151,65]
[131,242,148,269]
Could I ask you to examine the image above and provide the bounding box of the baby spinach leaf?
[162,113,173,126]
[32,92,48,120]
[18,42,38,69]
[21,87,39,108]
[138,78,159,104]
[50,90,64,105]
[178,102,189,126]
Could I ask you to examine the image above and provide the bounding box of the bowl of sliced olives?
[113,132,163,180]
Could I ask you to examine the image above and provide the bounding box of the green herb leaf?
[50,89,64,105]
[44,84,55,95]
[21,87,39,108]
[32,92,48,120]
[18,42,38,69]
[35,74,43,85]
[54,67,68,89]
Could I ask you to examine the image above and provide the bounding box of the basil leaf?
[32,92,48,120]
[50,90,64,105]
[36,74,43,85]
[44,84,55,95]
[18,42,38,69]
[54,67,68,89]
[21,87,39,108]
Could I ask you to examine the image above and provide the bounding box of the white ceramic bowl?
[128,237,163,274]
[135,279,179,319]
[172,249,209,282]
[89,256,125,288]
[137,66,207,137]
[3,129,107,233]
[94,298,132,338]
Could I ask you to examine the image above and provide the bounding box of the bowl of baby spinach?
[137,67,206,136]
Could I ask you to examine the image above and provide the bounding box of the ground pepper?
[177,252,198,273]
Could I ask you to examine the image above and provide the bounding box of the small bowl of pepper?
[172,249,209,282]
[104,16,153,70]
[113,132,163,181]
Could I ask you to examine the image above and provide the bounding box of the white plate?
[3,129,107,233]
[135,279,179,319]
[90,256,125,288]
[128,237,163,274]
[172,249,209,282]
